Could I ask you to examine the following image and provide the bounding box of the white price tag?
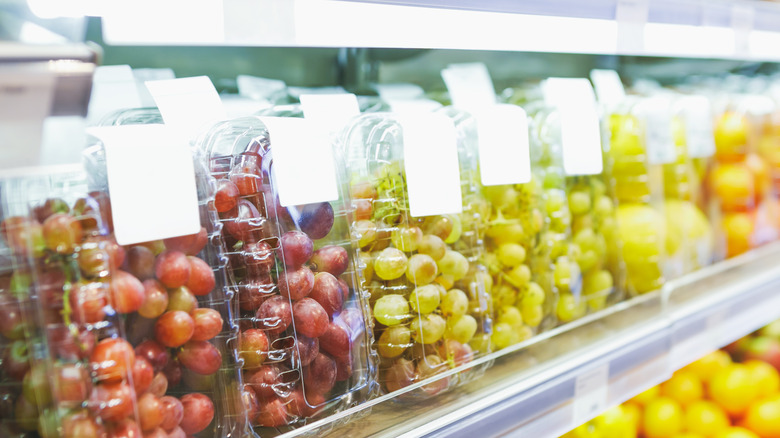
[590,69,626,109]
[615,0,648,53]
[372,83,425,100]
[732,4,754,56]
[635,97,676,165]
[0,68,55,171]
[87,125,200,245]
[399,114,463,217]
[300,93,360,135]
[133,68,175,107]
[679,96,715,158]
[473,104,531,186]
[542,78,603,176]
[574,364,609,426]
[259,117,339,207]
[441,63,497,110]
[386,98,442,114]
[145,76,227,141]
[237,74,287,101]
[88,65,143,125]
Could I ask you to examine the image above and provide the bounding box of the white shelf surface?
[99,0,780,61]
[277,242,780,438]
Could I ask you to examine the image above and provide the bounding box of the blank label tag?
[542,78,603,176]
[473,104,531,186]
[399,114,463,217]
[573,364,609,426]
[590,69,626,109]
[616,0,648,53]
[636,97,676,165]
[441,63,496,110]
[259,117,339,207]
[732,4,754,56]
[300,93,360,135]
[145,76,227,141]
[680,96,715,158]
[88,125,200,245]
[88,65,143,125]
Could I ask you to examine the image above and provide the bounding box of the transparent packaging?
[341,112,492,399]
[199,116,376,435]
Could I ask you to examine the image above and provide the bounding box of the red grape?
[334,354,352,382]
[134,340,170,372]
[352,198,372,221]
[160,395,184,431]
[0,216,45,257]
[244,240,275,272]
[179,393,214,435]
[54,362,91,405]
[309,245,349,277]
[90,338,135,383]
[162,358,182,387]
[191,308,223,341]
[255,398,288,427]
[139,427,165,438]
[288,335,319,368]
[0,299,25,340]
[292,298,328,338]
[49,326,96,361]
[138,279,169,319]
[43,213,82,254]
[155,251,190,289]
[278,265,314,300]
[177,340,222,375]
[215,179,240,213]
[309,272,344,317]
[3,340,30,380]
[124,246,156,281]
[280,231,313,268]
[255,296,292,335]
[163,227,208,256]
[384,358,415,392]
[106,238,126,268]
[184,256,215,296]
[181,368,215,392]
[229,160,262,197]
[148,372,168,398]
[224,200,263,242]
[166,286,197,314]
[238,274,275,311]
[292,202,334,240]
[69,280,108,324]
[438,339,474,367]
[247,364,284,401]
[138,392,164,431]
[238,329,269,369]
[302,353,336,396]
[34,197,69,223]
[350,180,377,200]
[319,321,350,359]
[166,427,187,438]
[241,384,260,425]
[14,393,38,431]
[61,410,105,438]
[23,363,51,406]
[110,270,146,314]
[89,381,135,422]
[285,389,324,418]
[132,357,154,395]
[78,240,112,277]
[155,311,195,348]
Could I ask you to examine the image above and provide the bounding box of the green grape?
[521,303,544,327]
[497,305,523,329]
[473,270,493,295]
[493,284,517,308]
[530,208,544,234]
[484,185,519,211]
[446,314,478,344]
[374,294,410,326]
[360,251,375,282]
[410,314,446,344]
[437,250,469,281]
[491,322,519,349]
[545,189,566,214]
[417,234,446,260]
[556,293,586,322]
[543,168,564,189]
[576,249,599,273]
[441,288,468,319]
[391,226,423,252]
[583,269,613,296]
[594,195,614,218]
[377,325,412,358]
[436,274,455,291]
[487,222,525,246]
[497,243,526,268]
[587,294,608,311]
[506,264,531,288]
[374,247,409,280]
[568,190,591,216]
[406,254,438,286]
[443,214,463,244]
[469,333,491,354]
[553,256,578,292]
[355,219,378,248]
[520,281,546,307]
[482,252,502,276]
[591,178,607,199]
[572,214,593,235]
[408,284,441,314]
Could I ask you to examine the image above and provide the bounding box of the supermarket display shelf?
[282,243,780,438]
[99,0,780,61]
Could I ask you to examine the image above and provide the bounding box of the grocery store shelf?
[99,0,780,61]
[285,243,780,438]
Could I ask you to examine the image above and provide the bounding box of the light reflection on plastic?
[26,0,108,18]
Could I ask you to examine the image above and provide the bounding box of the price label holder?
[299,93,360,136]
[542,78,604,176]
[573,363,609,427]
[635,96,676,165]
[441,62,497,110]
[258,116,339,207]
[398,113,463,218]
[87,65,143,125]
[679,96,715,159]
[615,0,649,54]
[87,125,200,245]
[590,69,626,110]
[471,104,531,186]
[0,67,56,171]
[145,76,227,141]
[731,4,754,57]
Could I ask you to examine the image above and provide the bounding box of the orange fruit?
[629,385,660,407]
[673,434,704,438]
[714,111,750,162]
[709,364,761,417]
[643,397,683,438]
[745,153,771,200]
[722,212,754,258]
[743,395,780,438]
[744,359,780,398]
[714,427,760,438]
[684,400,731,437]
[661,370,704,407]
[710,163,754,212]
[684,350,732,384]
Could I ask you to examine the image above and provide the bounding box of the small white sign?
[300,93,360,135]
[88,124,200,245]
[473,104,531,186]
[441,62,497,110]
[679,96,715,158]
[615,0,649,53]
[590,69,626,109]
[573,364,609,426]
[542,78,603,176]
[399,114,463,217]
[635,97,676,165]
[87,65,143,125]
[145,76,227,141]
[259,117,339,207]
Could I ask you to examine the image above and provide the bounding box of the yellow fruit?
[743,395,780,438]
[567,422,602,438]
[617,204,665,293]
[672,434,704,438]
[629,385,660,407]
[664,200,713,270]
[621,402,641,435]
[684,400,730,437]
[710,163,754,212]
[643,397,683,438]
[713,427,759,438]
[722,212,754,258]
[683,350,732,384]
[714,111,749,162]
[592,405,636,438]
[661,371,704,407]
[744,359,780,398]
[708,364,761,417]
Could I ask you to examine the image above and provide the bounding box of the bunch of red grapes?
[212,144,365,429]
[0,191,222,437]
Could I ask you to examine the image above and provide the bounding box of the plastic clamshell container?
[199,116,377,435]
[340,111,492,399]
[81,108,243,437]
